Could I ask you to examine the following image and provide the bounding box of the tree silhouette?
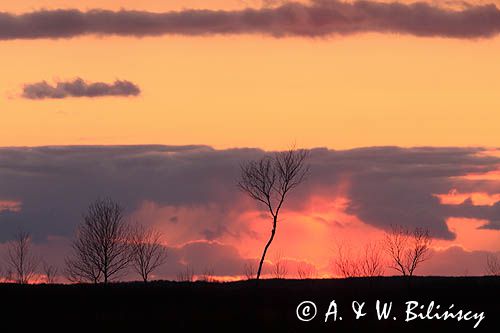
[5,231,39,284]
[297,262,317,279]
[42,261,58,284]
[177,266,195,282]
[243,262,256,280]
[66,198,131,284]
[200,267,216,282]
[129,223,167,282]
[334,242,385,278]
[272,250,288,279]
[384,225,431,276]
[238,147,309,280]
[359,242,385,277]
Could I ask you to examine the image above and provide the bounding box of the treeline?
[1,198,167,284]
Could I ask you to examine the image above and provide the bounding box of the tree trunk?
[256,215,277,281]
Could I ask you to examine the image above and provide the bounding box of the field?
[1,276,498,332]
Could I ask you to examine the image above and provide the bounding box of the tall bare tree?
[66,198,131,284]
[384,225,432,276]
[129,223,168,282]
[238,148,309,280]
[5,231,39,284]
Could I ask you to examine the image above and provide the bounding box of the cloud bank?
[0,145,499,243]
[1,1,500,40]
[22,78,141,99]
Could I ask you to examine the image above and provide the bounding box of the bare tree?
[272,250,288,279]
[486,253,500,276]
[42,261,58,284]
[333,242,360,278]
[177,266,195,282]
[334,241,385,278]
[129,223,168,282]
[384,225,432,276]
[243,262,256,280]
[5,231,39,284]
[297,262,317,279]
[359,242,385,277]
[66,198,131,284]
[200,267,217,282]
[238,147,309,280]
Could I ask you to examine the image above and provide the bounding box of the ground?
[1,276,498,332]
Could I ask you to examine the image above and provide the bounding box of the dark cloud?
[444,199,500,230]
[1,1,500,40]
[22,78,140,99]
[0,145,499,244]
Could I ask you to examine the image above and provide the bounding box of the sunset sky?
[0,0,499,280]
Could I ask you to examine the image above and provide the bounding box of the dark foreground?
[1,277,498,332]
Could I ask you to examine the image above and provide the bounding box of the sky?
[0,1,499,281]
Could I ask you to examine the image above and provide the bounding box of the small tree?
[177,266,195,282]
[297,262,317,279]
[333,242,360,278]
[5,231,39,284]
[238,147,309,280]
[384,225,431,276]
[42,261,58,284]
[243,262,256,280]
[359,242,385,277]
[129,223,168,282]
[200,267,216,282]
[66,198,131,284]
[272,250,288,279]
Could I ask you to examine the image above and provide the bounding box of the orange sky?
[1,1,500,150]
